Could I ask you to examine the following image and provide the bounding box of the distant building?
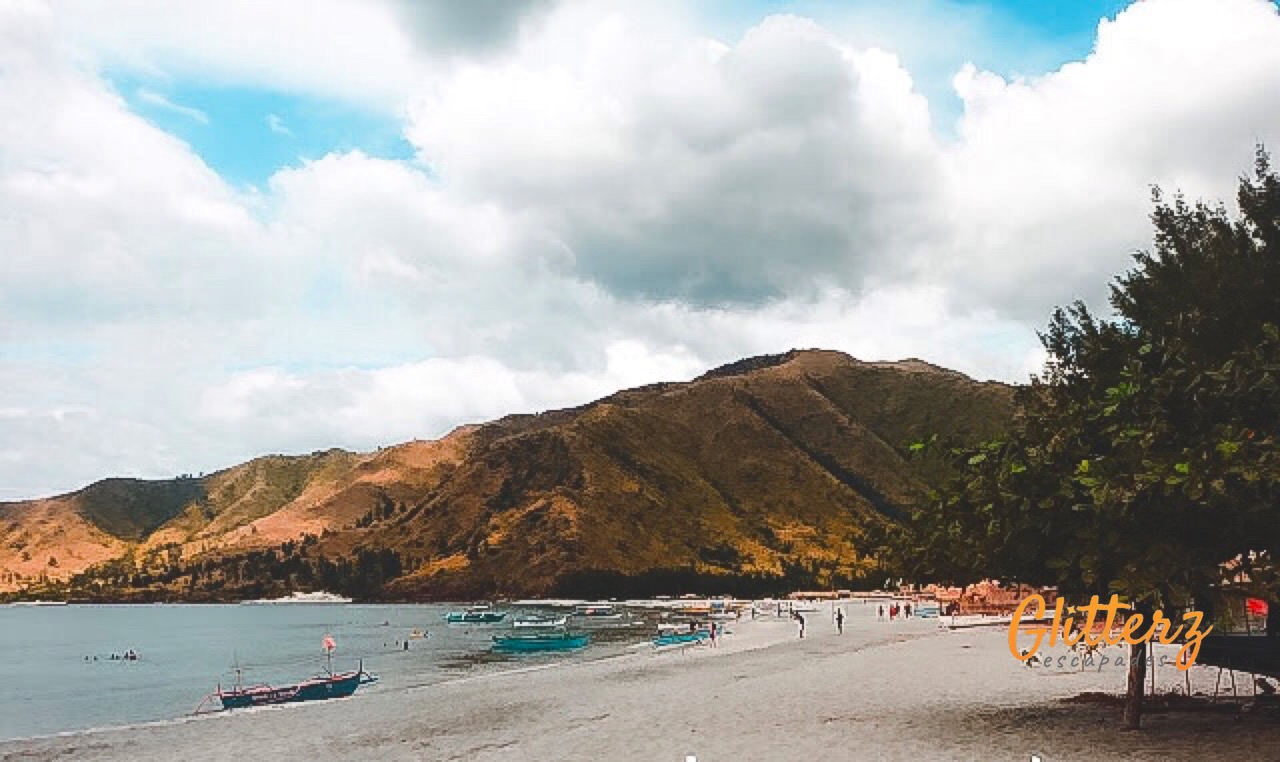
[788,591,842,601]
[918,580,1057,615]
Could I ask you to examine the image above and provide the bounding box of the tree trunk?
[1124,639,1147,730]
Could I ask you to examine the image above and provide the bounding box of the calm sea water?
[0,603,652,741]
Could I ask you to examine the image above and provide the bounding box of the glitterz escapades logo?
[1008,594,1213,671]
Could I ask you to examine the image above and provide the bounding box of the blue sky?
[115,74,414,189]
[708,0,1131,51]
[106,0,1133,190]
[703,0,1134,124]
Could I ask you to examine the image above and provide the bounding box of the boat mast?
[322,634,336,675]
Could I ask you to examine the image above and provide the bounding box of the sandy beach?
[4,606,1278,761]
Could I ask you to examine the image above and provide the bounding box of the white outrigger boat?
[513,615,569,629]
[241,591,352,605]
[571,604,625,624]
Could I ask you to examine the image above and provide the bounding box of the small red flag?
[1247,598,1268,617]
[322,634,337,651]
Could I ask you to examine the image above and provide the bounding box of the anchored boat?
[217,665,376,709]
[512,615,568,629]
[653,630,710,648]
[206,635,376,711]
[445,605,508,624]
[241,591,352,605]
[571,603,624,624]
[492,632,590,653]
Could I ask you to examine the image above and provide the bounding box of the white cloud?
[266,113,292,137]
[136,88,209,123]
[195,342,706,453]
[0,2,257,328]
[390,0,555,55]
[4,0,1280,499]
[406,8,938,304]
[938,0,1280,316]
[52,0,426,110]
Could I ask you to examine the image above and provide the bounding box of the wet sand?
[4,607,1278,761]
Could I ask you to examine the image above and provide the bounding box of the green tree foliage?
[899,148,1280,728]
[903,148,1280,610]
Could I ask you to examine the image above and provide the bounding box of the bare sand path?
[3,608,1278,761]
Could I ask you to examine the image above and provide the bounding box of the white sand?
[4,606,1278,761]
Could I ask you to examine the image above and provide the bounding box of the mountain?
[0,350,1015,600]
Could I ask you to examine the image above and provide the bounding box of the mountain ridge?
[0,350,1015,599]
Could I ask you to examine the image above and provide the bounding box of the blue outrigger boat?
[217,663,376,709]
[492,632,590,653]
[653,630,710,648]
[205,635,377,711]
[445,606,508,624]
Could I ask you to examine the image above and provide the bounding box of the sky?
[3,0,1280,500]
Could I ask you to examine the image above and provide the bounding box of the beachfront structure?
[787,591,844,601]
[1190,565,1280,680]
[918,580,1058,615]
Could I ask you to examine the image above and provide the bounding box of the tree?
[902,148,1280,729]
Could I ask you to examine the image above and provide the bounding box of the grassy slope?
[381,350,1015,597]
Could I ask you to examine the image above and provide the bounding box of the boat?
[241,591,352,605]
[492,632,590,652]
[444,605,508,624]
[408,628,427,639]
[571,604,624,623]
[207,634,376,710]
[216,663,377,709]
[513,615,568,629]
[657,620,708,634]
[677,605,712,616]
[653,630,710,648]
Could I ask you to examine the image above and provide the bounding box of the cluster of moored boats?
[442,601,734,652]
[443,603,630,652]
[199,599,742,713]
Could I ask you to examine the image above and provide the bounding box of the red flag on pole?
[322,634,337,652]
[1247,598,1268,617]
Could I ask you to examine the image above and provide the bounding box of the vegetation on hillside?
[76,477,207,541]
[3,352,1015,602]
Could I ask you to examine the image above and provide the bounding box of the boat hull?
[492,633,589,652]
[445,611,508,623]
[571,610,625,627]
[217,670,369,710]
[653,631,709,647]
[513,616,568,629]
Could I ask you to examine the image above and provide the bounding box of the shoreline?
[6,608,1280,760]
[0,612,797,747]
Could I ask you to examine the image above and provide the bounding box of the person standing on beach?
[794,612,806,638]
[878,604,884,620]
[835,608,844,635]
[709,621,718,647]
